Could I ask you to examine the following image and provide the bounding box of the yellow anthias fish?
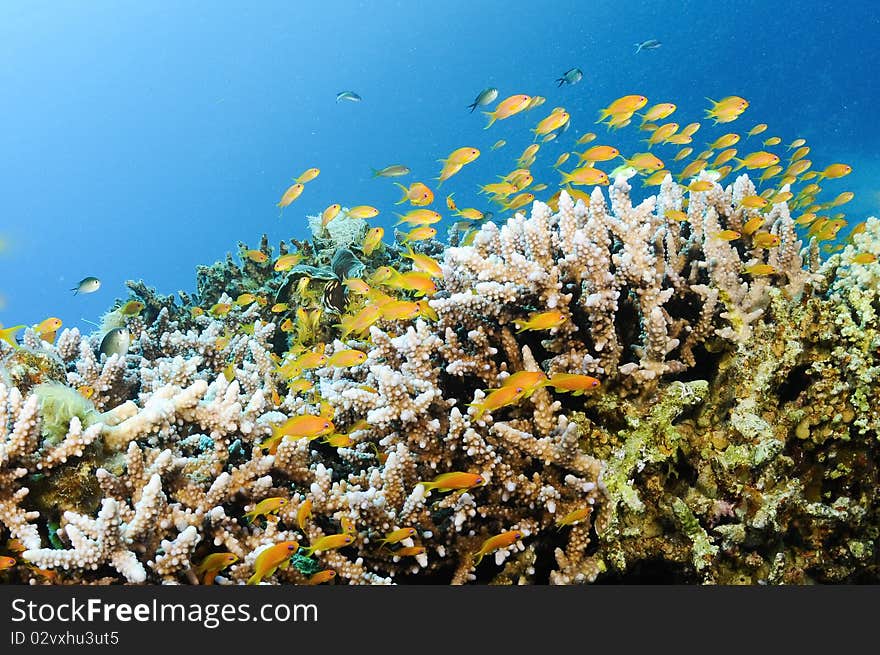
[467,385,527,419]
[296,498,313,531]
[436,161,463,185]
[713,229,741,241]
[747,123,768,138]
[362,227,385,256]
[295,167,320,183]
[455,208,484,221]
[338,304,382,337]
[518,143,540,164]
[555,507,592,529]
[243,497,289,524]
[597,95,648,123]
[34,317,63,334]
[544,373,601,395]
[195,552,238,585]
[472,530,524,565]
[673,147,693,162]
[733,151,780,170]
[342,278,371,295]
[681,122,702,137]
[752,232,781,249]
[308,570,336,585]
[262,415,334,453]
[645,122,679,148]
[484,94,532,129]
[321,203,342,227]
[395,209,442,226]
[502,192,536,211]
[852,252,877,265]
[559,167,609,187]
[495,370,547,398]
[235,293,256,306]
[817,163,852,180]
[665,209,688,222]
[0,555,16,571]
[441,146,481,166]
[742,215,765,235]
[743,263,777,276]
[532,110,569,139]
[326,349,367,367]
[491,139,506,151]
[446,193,458,211]
[708,133,741,150]
[576,145,619,163]
[377,527,417,548]
[763,136,782,147]
[277,183,304,210]
[394,181,434,207]
[301,533,355,557]
[759,165,783,182]
[271,303,289,313]
[418,471,485,494]
[380,300,421,321]
[640,102,676,123]
[575,132,597,145]
[711,148,738,167]
[247,541,299,585]
[688,180,714,192]
[347,205,380,219]
[403,248,443,277]
[626,152,664,171]
[553,153,570,168]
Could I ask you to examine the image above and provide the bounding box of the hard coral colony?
[0,91,877,586]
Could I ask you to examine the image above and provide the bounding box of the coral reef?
[1,180,878,585]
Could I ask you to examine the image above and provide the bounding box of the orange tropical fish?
[446,193,458,211]
[740,195,768,209]
[559,167,609,187]
[472,530,524,565]
[852,252,877,265]
[301,533,355,557]
[297,498,313,531]
[380,300,421,321]
[195,552,238,585]
[752,232,781,249]
[403,249,443,277]
[362,227,385,256]
[34,317,62,334]
[688,180,713,192]
[817,163,852,180]
[308,570,336,585]
[394,546,426,557]
[244,249,268,263]
[0,555,15,571]
[77,385,95,400]
[321,203,342,227]
[277,183,304,209]
[555,507,592,529]
[733,151,780,170]
[339,304,382,337]
[743,263,777,276]
[262,415,334,452]
[348,205,380,219]
[532,110,569,139]
[395,209,442,226]
[576,145,619,163]
[514,309,566,333]
[665,209,688,222]
[243,497,289,524]
[484,94,531,129]
[394,181,434,206]
[640,102,676,123]
[544,373,601,395]
[235,293,256,306]
[645,122,679,148]
[708,133,741,150]
[497,370,547,397]
[713,229,741,241]
[597,95,648,122]
[626,152,664,171]
[742,215,765,235]
[378,527,417,548]
[326,349,367,367]
[247,541,299,585]
[295,167,320,183]
[468,385,527,419]
[209,302,231,317]
[418,471,485,494]
[441,147,481,166]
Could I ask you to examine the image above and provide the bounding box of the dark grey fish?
[321,279,346,314]
[100,327,130,358]
[634,39,662,53]
[556,68,583,86]
[336,91,362,102]
[467,87,498,113]
[72,277,101,295]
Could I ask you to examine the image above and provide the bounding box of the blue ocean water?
[0,0,877,330]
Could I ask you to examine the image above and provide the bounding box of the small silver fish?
[634,39,661,53]
[556,68,583,86]
[371,164,411,178]
[99,327,130,358]
[72,277,101,295]
[336,91,362,102]
[467,87,498,113]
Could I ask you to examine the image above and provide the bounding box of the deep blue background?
[1,0,878,329]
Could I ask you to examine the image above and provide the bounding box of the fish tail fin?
[482,111,497,129]
[246,573,260,585]
[472,552,483,566]
[467,102,477,113]
[596,109,610,124]
[71,288,78,295]
[634,44,642,54]
[732,158,746,171]
[559,170,572,186]
[370,168,381,178]
[393,182,411,204]
[555,77,565,87]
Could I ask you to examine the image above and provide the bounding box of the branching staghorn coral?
[1,180,877,585]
